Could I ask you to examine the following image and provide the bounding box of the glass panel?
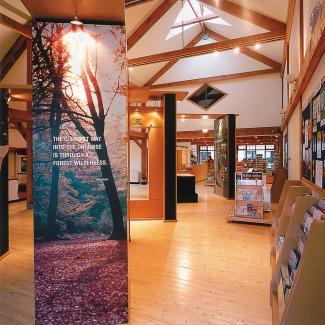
[247,145,255,150]
[256,150,265,158]
[246,150,256,159]
[256,145,265,150]
[238,145,246,149]
[237,150,246,161]
[188,84,227,110]
[266,145,275,149]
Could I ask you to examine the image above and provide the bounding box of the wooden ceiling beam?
[0,13,31,38]
[236,127,281,136]
[200,0,286,31]
[172,14,219,29]
[0,35,27,81]
[281,0,296,75]
[127,0,178,50]
[125,0,155,8]
[150,68,278,88]
[129,130,148,140]
[129,87,188,103]
[144,31,204,86]
[207,28,282,71]
[128,29,286,66]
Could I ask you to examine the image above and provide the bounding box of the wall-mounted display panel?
[32,22,128,324]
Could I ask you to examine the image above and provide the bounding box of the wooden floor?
[0,185,272,325]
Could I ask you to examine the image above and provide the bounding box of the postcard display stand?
[0,89,9,258]
[302,81,325,188]
[270,195,325,325]
[229,172,272,224]
[32,22,128,324]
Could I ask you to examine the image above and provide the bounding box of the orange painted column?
[129,110,164,219]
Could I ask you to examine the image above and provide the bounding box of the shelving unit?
[270,197,325,325]
[229,172,272,224]
[271,184,309,237]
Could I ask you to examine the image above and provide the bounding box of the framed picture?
[17,155,27,173]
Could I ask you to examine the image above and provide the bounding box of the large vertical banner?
[32,22,128,324]
[0,89,9,258]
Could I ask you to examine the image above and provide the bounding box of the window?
[188,84,227,110]
[198,145,215,163]
[237,144,276,166]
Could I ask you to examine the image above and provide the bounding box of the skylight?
[166,0,231,41]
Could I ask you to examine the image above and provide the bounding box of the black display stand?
[0,89,9,258]
[214,114,236,199]
[177,174,198,203]
[164,94,177,221]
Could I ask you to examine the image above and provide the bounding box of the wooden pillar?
[164,94,177,221]
[26,39,33,208]
[141,138,148,181]
[0,88,9,258]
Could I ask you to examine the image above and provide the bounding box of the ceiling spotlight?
[129,67,134,71]
[181,114,185,118]
[234,46,240,54]
[202,115,208,119]
[202,129,208,133]
[254,43,261,50]
[70,9,83,26]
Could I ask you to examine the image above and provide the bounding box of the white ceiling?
[126,0,288,87]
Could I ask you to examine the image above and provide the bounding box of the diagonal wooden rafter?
[127,0,178,50]
[206,28,282,71]
[145,30,204,86]
[150,68,278,88]
[14,122,27,140]
[129,29,286,66]
[0,35,27,81]
[188,0,205,32]
[0,12,31,38]
[172,13,218,29]
[125,0,155,8]
[200,0,286,31]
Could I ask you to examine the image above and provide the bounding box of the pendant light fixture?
[70,9,83,26]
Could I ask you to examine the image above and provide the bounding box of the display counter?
[178,163,208,183]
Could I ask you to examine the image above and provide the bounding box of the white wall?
[175,73,282,130]
[288,104,301,180]
[130,140,142,182]
[303,0,324,56]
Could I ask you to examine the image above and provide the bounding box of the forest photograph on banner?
[32,22,128,324]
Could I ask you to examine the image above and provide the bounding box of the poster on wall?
[0,89,9,257]
[301,81,325,189]
[302,103,312,180]
[32,22,128,324]
[283,130,288,169]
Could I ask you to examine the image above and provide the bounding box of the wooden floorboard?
[0,185,272,324]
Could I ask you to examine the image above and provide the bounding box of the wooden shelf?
[270,195,325,325]
[229,211,272,225]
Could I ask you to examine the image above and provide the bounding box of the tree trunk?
[96,137,126,240]
[46,80,62,240]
